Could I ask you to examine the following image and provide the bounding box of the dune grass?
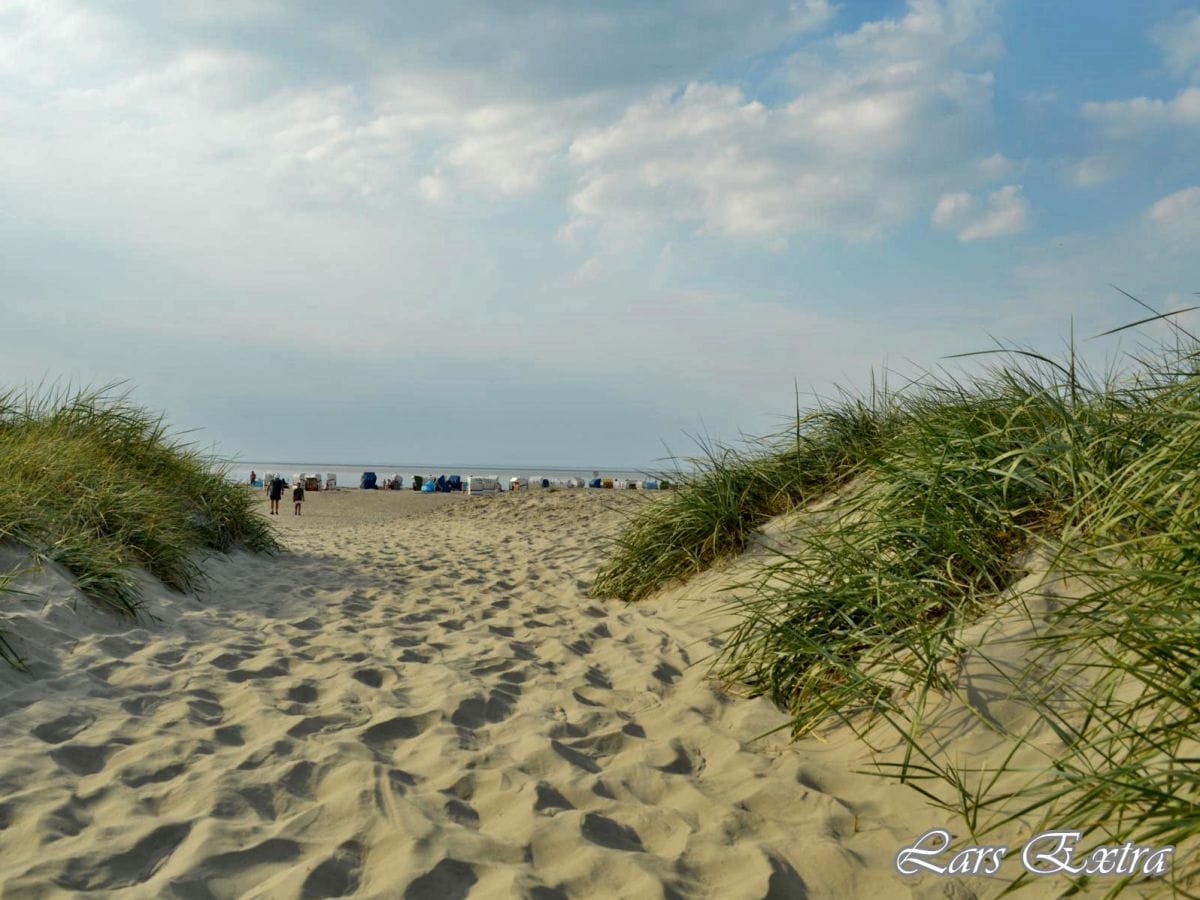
[591,385,900,602]
[593,320,1200,894]
[0,385,278,669]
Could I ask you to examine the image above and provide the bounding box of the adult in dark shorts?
[268,476,286,514]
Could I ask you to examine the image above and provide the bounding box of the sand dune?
[0,489,1150,898]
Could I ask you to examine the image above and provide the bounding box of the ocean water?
[215,460,670,488]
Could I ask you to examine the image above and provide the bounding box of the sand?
[0,489,1165,898]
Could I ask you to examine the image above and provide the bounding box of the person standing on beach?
[250,470,257,487]
[268,475,285,514]
[293,482,305,516]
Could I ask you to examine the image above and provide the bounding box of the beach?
[0,488,1159,898]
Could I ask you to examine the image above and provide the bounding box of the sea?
[213,460,672,489]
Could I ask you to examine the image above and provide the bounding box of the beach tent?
[361,472,378,490]
[467,476,501,496]
[447,475,462,492]
[421,479,436,493]
[588,477,602,488]
[643,479,659,490]
[436,475,448,492]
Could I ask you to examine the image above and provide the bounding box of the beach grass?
[0,385,278,668]
[594,320,1200,893]
[591,384,898,602]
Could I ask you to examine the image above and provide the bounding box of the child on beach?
[293,483,305,515]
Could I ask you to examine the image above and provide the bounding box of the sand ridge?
[0,489,1117,898]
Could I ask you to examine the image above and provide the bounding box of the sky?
[2,0,1198,468]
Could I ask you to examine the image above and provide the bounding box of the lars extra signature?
[895,828,1174,878]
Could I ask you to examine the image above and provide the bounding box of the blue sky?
[2,1,1198,468]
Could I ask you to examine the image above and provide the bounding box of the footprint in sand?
[53,821,193,891]
[584,666,612,690]
[469,658,511,677]
[226,659,290,683]
[209,651,251,671]
[31,710,95,744]
[50,741,123,776]
[287,715,355,739]
[533,782,573,814]
[152,647,187,668]
[120,761,186,789]
[654,739,703,776]
[360,711,441,750]
[286,683,320,704]
[580,813,644,852]
[169,837,302,896]
[237,739,294,771]
[186,697,225,727]
[351,667,384,688]
[120,695,165,717]
[449,681,521,729]
[443,798,480,827]
[300,838,365,898]
[549,740,600,774]
[652,662,681,685]
[403,858,477,900]
[214,725,245,747]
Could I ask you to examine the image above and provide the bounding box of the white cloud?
[977,152,1018,180]
[565,0,1005,240]
[932,191,973,226]
[1152,10,1200,81]
[932,184,1029,240]
[1147,185,1200,226]
[1164,291,1200,333]
[573,257,603,284]
[1067,155,1115,187]
[0,0,1012,246]
[1082,86,1200,138]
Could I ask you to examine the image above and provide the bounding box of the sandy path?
[0,489,1092,898]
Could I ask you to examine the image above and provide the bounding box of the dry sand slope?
[0,490,1074,898]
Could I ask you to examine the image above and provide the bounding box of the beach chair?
[467,476,501,496]
[361,472,378,490]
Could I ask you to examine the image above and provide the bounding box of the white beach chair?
[468,476,502,496]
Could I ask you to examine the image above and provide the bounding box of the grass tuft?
[594,313,1200,893]
[0,384,278,667]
